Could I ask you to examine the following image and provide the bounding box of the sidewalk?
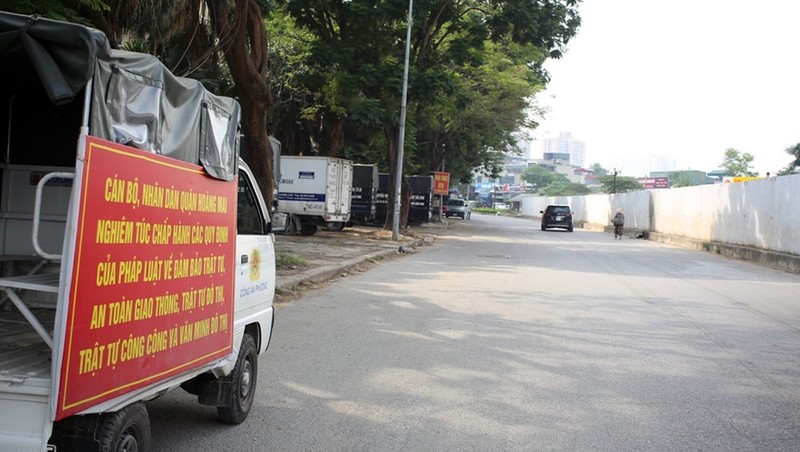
[273,222,449,296]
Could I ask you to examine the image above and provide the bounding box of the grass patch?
[276,252,308,270]
[474,207,510,215]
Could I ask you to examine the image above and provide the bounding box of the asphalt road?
[148,214,800,451]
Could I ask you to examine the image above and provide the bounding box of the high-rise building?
[542,132,585,167]
[648,155,678,173]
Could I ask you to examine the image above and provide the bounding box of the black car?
[540,204,573,232]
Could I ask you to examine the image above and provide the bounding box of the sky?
[529,0,800,177]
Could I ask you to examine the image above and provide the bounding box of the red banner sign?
[433,172,450,196]
[636,177,670,189]
[57,137,236,419]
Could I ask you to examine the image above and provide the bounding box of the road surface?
[149,214,800,451]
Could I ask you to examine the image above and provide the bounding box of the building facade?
[542,132,586,167]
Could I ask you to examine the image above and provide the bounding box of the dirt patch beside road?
[272,223,447,302]
[275,226,401,276]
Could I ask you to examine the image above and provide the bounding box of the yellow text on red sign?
[434,172,450,196]
[57,136,236,420]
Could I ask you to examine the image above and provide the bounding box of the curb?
[585,224,800,274]
[646,232,800,274]
[275,238,423,292]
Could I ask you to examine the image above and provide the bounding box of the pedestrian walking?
[612,208,625,240]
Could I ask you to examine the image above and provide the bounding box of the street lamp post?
[612,168,619,194]
[392,0,413,241]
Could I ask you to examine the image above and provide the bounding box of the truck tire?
[325,221,344,232]
[300,223,317,236]
[96,402,151,452]
[217,333,258,424]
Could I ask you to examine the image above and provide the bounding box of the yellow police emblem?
[249,248,261,281]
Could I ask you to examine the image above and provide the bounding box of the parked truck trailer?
[374,174,433,226]
[349,164,379,226]
[277,156,353,235]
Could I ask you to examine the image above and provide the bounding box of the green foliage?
[776,143,800,176]
[591,162,608,176]
[521,165,565,191]
[776,143,799,175]
[2,0,108,24]
[668,171,698,187]
[268,0,581,179]
[27,0,582,196]
[266,1,409,158]
[597,175,643,193]
[540,180,590,196]
[721,148,758,177]
[275,253,308,270]
[785,143,800,168]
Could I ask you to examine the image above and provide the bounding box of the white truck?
[0,12,275,451]
[277,156,353,235]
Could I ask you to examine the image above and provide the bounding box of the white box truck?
[0,12,275,451]
[277,156,353,235]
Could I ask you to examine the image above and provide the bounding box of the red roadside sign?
[434,172,450,195]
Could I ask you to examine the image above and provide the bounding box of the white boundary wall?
[518,173,800,256]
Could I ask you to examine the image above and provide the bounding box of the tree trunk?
[383,122,398,231]
[207,0,275,210]
[322,112,345,157]
[383,122,410,233]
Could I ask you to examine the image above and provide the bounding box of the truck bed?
[0,307,54,380]
[0,163,67,384]
[0,306,54,452]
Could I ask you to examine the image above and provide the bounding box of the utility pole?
[392,0,413,241]
[612,168,619,194]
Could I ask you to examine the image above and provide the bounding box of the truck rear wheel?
[300,223,317,236]
[96,402,151,452]
[217,333,258,424]
[325,221,344,232]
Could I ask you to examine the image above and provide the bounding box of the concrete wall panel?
[516,173,800,256]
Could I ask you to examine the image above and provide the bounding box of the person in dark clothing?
[613,208,625,239]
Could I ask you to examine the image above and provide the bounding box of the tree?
[591,162,608,176]
[668,171,698,187]
[540,180,590,197]
[26,0,581,223]
[207,0,276,209]
[521,165,561,191]
[784,142,800,169]
[721,148,758,177]
[274,0,581,229]
[597,175,643,193]
[777,143,799,175]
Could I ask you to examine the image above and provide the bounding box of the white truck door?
[234,167,275,354]
[339,160,353,217]
[325,158,339,215]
